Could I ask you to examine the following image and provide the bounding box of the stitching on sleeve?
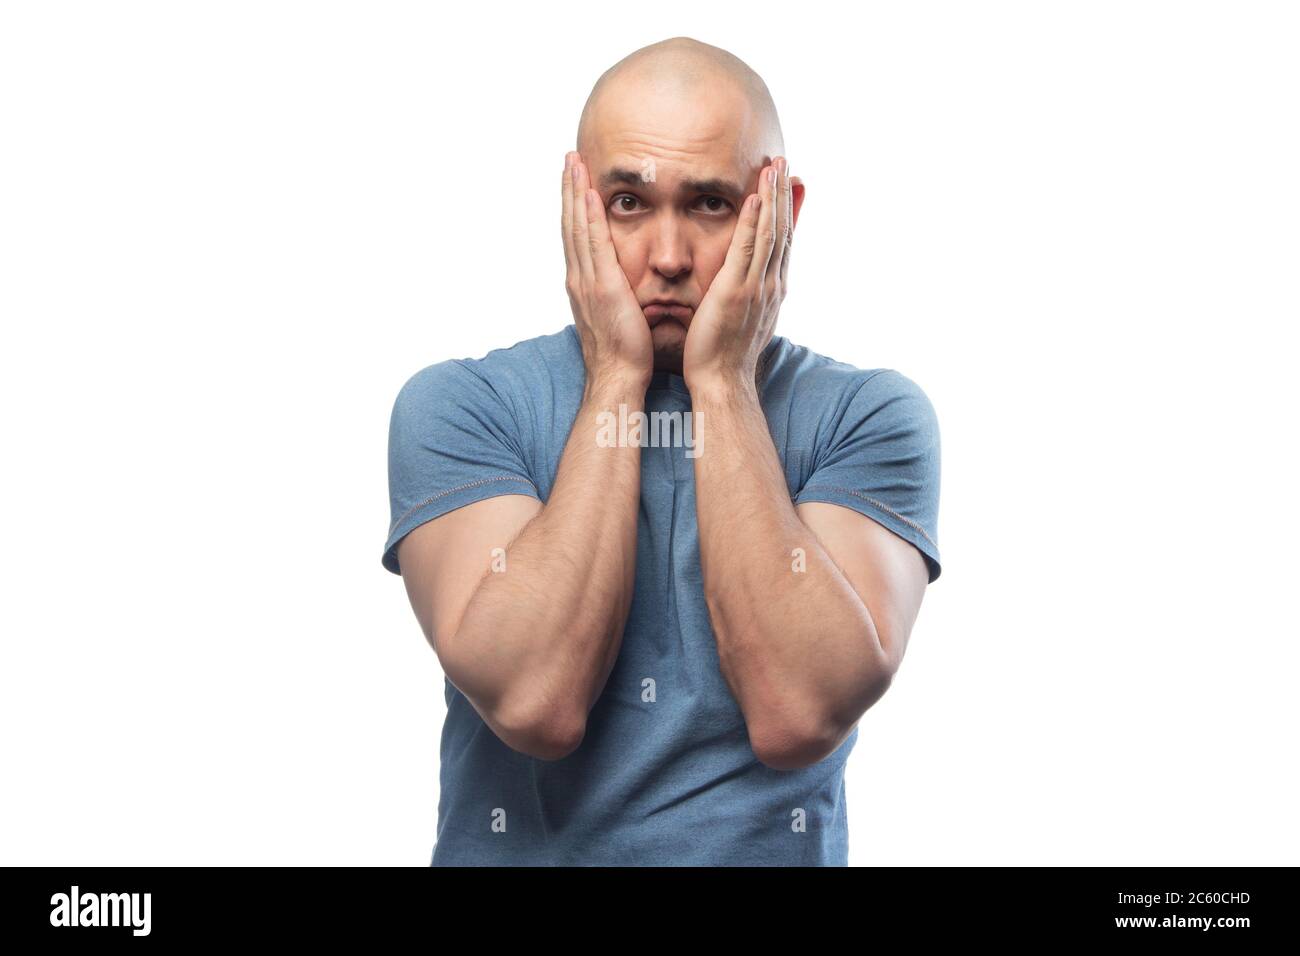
[388,475,538,537]
[794,485,938,551]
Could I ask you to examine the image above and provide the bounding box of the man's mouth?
[643,303,693,324]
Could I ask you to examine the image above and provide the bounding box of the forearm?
[443,371,645,752]
[691,377,892,765]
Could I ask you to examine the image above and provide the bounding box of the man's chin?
[650,321,687,375]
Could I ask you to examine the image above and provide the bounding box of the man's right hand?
[562,151,652,388]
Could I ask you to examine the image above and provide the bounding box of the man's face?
[580,82,771,374]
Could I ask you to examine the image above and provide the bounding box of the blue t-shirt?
[382,324,941,866]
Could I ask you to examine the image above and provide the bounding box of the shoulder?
[767,337,938,433]
[391,324,583,417]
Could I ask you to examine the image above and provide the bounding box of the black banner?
[2,866,1291,944]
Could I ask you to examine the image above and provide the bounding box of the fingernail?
[767,167,776,186]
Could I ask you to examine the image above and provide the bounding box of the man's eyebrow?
[598,167,747,203]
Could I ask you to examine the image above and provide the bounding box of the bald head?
[568,37,800,377]
[576,37,784,163]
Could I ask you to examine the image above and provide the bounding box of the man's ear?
[791,177,805,230]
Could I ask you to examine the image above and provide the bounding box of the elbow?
[527,720,586,762]
[751,673,894,772]
[440,636,587,761]
[749,702,846,771]
[491,693,587,762]
[751,720,844,771]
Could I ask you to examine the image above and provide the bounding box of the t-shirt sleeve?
[381,359,541,575]
[793,369,942,582]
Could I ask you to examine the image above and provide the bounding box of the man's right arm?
[396,150,653,762]
[397,369,646,761]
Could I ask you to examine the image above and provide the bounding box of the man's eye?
[607,195,733,215]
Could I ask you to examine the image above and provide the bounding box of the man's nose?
[648,215,691,279]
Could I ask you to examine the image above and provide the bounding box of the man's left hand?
[682,157,797,391]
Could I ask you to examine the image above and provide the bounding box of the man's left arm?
[683,156,936,771]
[691,378,930,771]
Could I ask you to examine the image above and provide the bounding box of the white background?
[2,1,1296,866]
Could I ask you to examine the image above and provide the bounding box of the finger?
[584,184,622,281]
[561,152,577,275]
[571,158,595,283]
[714,186,761,289]
[778,170,796,292]
[747,163,779,287]
[717,166,767,288]
[769,158,791,289]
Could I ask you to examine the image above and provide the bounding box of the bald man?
[382,37,942,866]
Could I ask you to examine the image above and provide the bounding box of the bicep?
[397,493,543,656]
[795,500,929,674]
